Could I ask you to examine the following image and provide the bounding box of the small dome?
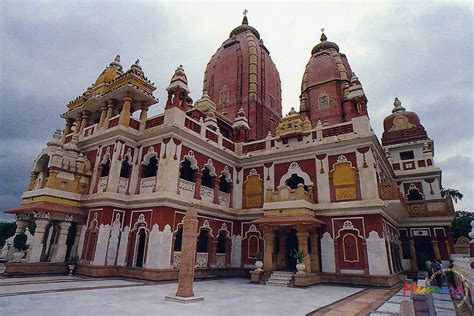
[94,55,123,86]
[311,33,339,55]
[229,16,260,39]
[382,98,427,146]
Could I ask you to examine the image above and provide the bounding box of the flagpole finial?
[243,9,248,16]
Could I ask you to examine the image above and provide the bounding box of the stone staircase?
[266,271,294,287]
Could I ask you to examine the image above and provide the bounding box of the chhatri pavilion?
[4,15,455,287]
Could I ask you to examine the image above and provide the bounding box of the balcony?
[97,176,107,193]
[265,184,314,203]
[200,186,214,203]
[178,179,195,199]
[140,176,156,194]
[118,177,129,194]
[219,192,230,208]
[405,198,454,217]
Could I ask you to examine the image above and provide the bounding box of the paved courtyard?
[0,276,364,315]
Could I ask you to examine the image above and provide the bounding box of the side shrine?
[3,16,455,287]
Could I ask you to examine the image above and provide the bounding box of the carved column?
[74,113,82,134]
[277,230,287,270]
[45,169,59,189]
[175,207,199,298]
[28,214,50,263]
[119,96,133,127]
[431,239,441,261]
[64,118,74,136]
[98,103,108,128]
[296,227,311,273]
[213,179,220,204]
[15,215,28,235]
[193,170,203,200]
[209,239,218,268]
[263,226,275,271]
[228,183,234,208]
[51,220,72,263]
[105,101,114,123]
[79,111,89,134]
[310,232,320,273]
[140,102,149,120]
[71,224,83,257]
[409,239,418,271]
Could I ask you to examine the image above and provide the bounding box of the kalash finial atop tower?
[311,28,339,55]
[229,9,260,39]
[392,97,406,113]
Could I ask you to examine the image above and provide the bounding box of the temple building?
[4,16,455,287]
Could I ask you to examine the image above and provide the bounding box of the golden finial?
[243,9,248,16]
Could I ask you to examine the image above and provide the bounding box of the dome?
[311,33,339,55]
[94,55,123,86]
[203,15,281,140]
[381,98,428,146]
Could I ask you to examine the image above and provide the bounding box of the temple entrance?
[135,228,147,267]
[414,235,434,271]
[285,229,298,271]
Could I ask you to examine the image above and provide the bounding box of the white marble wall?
[321,232,336,273]
[316,157,330,203]
[231,235,242,268]
[116,226,130,266]
[145,224,173,269]
[92,224,111,266]
[366,231,390,276]
[357,149,379,200]
[76,225,87,260]
[106,221,121,265]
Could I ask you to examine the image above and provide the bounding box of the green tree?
[0,221,16,247]
[441,188,463,203]
[451,210,474,240]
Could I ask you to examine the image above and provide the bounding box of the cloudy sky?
[0,0,472,219]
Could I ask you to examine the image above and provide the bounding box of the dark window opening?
[219,175,230,193]
[100,160,110,177]
[216,231,226,253]
[135,228,147,268]
[407,188,423,201]
[400,151,414,160]
[197,230,209,253]
[201,167,214,188]
[143,156,158,178]
[174,227,183,252]
[180,159,195,182]
[120,156,132,178]
[285,174,307,191]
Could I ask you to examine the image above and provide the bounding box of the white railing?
[219,192,230,207]
[216,253,226,268]
[140,176,156,194]
[97,176,107,193]
[118,177,128,194]
[173,251,181,269]
[196,252,208,268]
[178,179,195,199]
[200,186,214,203]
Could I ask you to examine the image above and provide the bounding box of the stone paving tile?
[375,302,401,313]
[0,275,79,284]
[0,278,362,316]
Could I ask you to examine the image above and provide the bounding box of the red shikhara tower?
[299,32,367,126]
[203,16,282,141]
[5,14,457,289]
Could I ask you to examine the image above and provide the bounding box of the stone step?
[266,280,290,287]
[268,275,293,281]
[271,271,294,275]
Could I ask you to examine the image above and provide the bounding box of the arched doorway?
[286,229,298,271]
[285,174,307,190]
[135,228,147,268]
[197,230,210,268]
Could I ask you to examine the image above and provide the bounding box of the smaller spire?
[392,97,406,113]
[320,28,327,42]
[242,9,248,24]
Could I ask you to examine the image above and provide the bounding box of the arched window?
[120,156,132,178]
[201,166,214,188]
[143,156,158,178]
[342,233,359,263]
[100,157,111,177]
[407,188,423,201]
[135,228,147,268]
[219,175,231,193]
[180,159,195,182]
[174,226,183,252]
[217,231,227,253]
[197,230,209,253]
[285,174,307,190]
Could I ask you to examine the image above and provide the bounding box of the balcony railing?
[196,252,209,268]
[265,184,314,203]
[140,176,156,194]
[405,198,454,217]
[200,186,214,203]
[97,176,107,193]
[118,177,129,194]
[219,192,230,207]
[216,253,226,268]
[178,179,195,199]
